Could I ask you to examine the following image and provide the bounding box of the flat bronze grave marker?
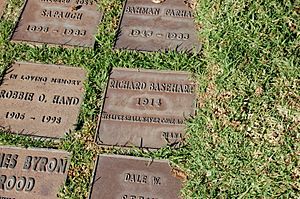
[11,0,102,47]
[89,155,182,199]
[114,0,201,52]
[0,62,86,138]
[0,146,70,199]
[96,68,196,149]
[0,0,5,17]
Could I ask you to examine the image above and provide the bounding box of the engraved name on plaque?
[114,0,201,52]
[89,155,182,199]
[0,146,70,199]
[96,68,196,149]
[0,62,86,138]
[11,0,102,47]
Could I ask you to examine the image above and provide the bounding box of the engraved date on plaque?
[136,97,162,107]
[129,29,189,41]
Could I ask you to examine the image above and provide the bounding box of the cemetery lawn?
[0,0,299,198]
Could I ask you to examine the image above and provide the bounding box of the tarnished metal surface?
[96,68,196,149]
[11,0,102,47]
[0,0,5,17]
[0,62,86,138]
[0,146,70,199]
[114,0,201,52]
[89,155,182,199]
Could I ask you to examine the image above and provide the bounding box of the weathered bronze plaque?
[0,0,5,17]
[96,68,196,149]
[0,62,86,138]
[11,0,102,47]
[0,146,70,199]
[89,155,182,199]
[114,0,200,52]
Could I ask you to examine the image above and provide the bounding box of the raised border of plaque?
[96,68,196,149]
[0,146,70,199]
[114,0,201,52]
[89,154,182,199]
[0,62,86,139]
[11,0,103,47]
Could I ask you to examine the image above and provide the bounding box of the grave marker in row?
[0,146,70,199]
[114,0,201,52]
[97,68,196,149]
[0,62,86,138]
[11,0,102,47]
[89,155,182,199]
[10,0,200,51]
[0,65,196,148]
[1,0,196,198]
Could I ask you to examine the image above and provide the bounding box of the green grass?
[1,0,299,198]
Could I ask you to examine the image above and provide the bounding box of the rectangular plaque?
[0,62,86,138]
[114,0,201,52]
[0,146,70,199]
[0,0,5,17]
[11,0,102,47]
[96,68,196,149]
[89,155,182,199]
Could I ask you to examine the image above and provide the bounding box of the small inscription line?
[102,113,184,125]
